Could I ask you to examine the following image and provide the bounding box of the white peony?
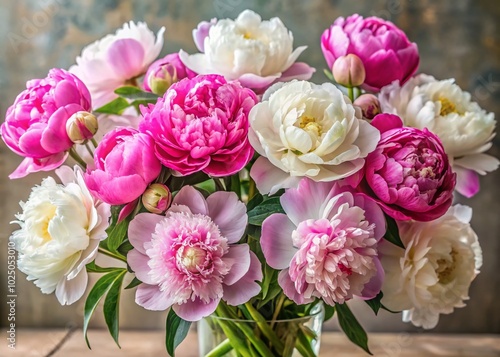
[379,204,482,329]
[379,74,499,197]
[9,166,111,305]
[179,10,314,90]
[248,80,380,194]
[70,21,165,108]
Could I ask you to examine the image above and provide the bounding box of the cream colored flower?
[380,205,482,329]
[248,80,380,194]
[10,166,110,305]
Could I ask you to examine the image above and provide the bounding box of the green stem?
[347,86,354,102]
[69,147,87,169]
[205,338,233,357]
[230,174,242,199]
[214,318,252,357]
[98,247,127,263]
[354,86,362,99]
[248,178,256,202]
[84,142,94,158]
[214,178,226,191]
[90,138,98,148]
[242,303,284,354]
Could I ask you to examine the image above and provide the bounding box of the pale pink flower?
[128,186,262,321]
[261,178,385,305]
[70,21,165,108]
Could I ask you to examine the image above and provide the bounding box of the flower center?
[436,249,458,284]
[438,96,461,116]
[299,116,322,136]
[37,203,57,243]
[180,246,207,272]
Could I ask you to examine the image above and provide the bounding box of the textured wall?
[0,0,499,334]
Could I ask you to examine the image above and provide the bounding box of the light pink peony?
[348,114,455,222]
[321,14,419,92]
[261,178,385,306]
[1,68,91,179]
[70,21,165,108]
[143,52,196,94]
[84,127,162,205]
[139,74,258,176]
[128,186,262,321]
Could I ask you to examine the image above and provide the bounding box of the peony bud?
[148,63,178,96]
[332,54,366,87]
[66,111,98,144]
[142,183,172,214]
[353,94,381,119]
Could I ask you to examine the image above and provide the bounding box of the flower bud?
[148,63,178,96]
[66,111,98,144]
[332,54,366,87]
[142,183,172,214]
[353,94,381,119]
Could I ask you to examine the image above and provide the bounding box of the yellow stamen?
[438,96,461,116]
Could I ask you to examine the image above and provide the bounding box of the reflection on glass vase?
[198,303,324,357]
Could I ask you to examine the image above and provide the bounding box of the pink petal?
[279,62,316,82]
[118,199,139,223]
[9,153,68,179]
[128,213,164,254]
[370,114,403,134]
[136,284,173,311]
[278,269,313,305]
[223,251,262,306]
[250,156,301,195]
[359,257,384,300]
[42,104,81,153]
[353,193,386,241]
[454,166,480,198]
[236,73,280,89]
[193,19,216,52]
[55,269,88,306]
[207,191,247,243]
[172,186,208,215]
[223,244,251,286]
[261,213,297,270]
[127,249,155,284]
[55,165,76,185]
[106,39,145,79]
[173,297,219,322]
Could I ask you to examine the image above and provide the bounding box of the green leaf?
[246,193,263,212]
[103,270,127,347]
[365,291,384,315]
[323,68,335,81]
[247,197,284,226]
[117,240,134,257]
[165,309,192,357]
[83,269,126,348]
[323,304,335,322]
[94,97,130,114]
[124,277,142,290]
[106,219,129,254]
[336,303,372,355]
[114,86,160,100]
[384,214,405,249]
[86,261,120,273]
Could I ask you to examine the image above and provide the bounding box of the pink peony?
[139,74,258,176]
[1,68,91,179]
[70,21,165,108]
[84,127,162,205]
[349,114,455,222]
[143,52,196,95]
[321,14,419,92]
[128,186,262,321]
[261,178,386,306]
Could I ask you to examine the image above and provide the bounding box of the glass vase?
[198,303,324,357]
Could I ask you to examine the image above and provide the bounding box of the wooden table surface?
[1,329,499,356]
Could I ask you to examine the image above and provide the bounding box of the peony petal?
[454,166,480,198]
[353,193,386,241]
[261,214,297,270]
[128,213,164,254]
[55,165,76,185]
[127,249,155,284]
[172,185,208,215]
[237,73,280,89]
[106,38,145,79]
[136,284,173,311]
[250,156,301,195]
[359,257,384,300]
[370,113,403,133]
[279,62,316,82]
[178,51,211,75]
[278,269,314,305]
[454,153,500,175]
[223,251,262,306]
[207,191,247,243]
[118,199,139,223]
[9,153,68,179]
[223,244,251,286]
[173,297,219,322]
[55,269,88,306]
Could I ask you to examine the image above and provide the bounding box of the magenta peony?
[143,52,196,95]
[139,74,258,176]
[349,114,456,222]
[127,186,262,321]
[321,14,419,92]
[84,127,162,205]
[1,68,91,179]
[261,178,386,305]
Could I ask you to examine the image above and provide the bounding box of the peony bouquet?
[2,10,497,357]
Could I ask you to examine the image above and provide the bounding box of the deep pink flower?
[348,114,456,222]
[139,74,258,176]
[84,127,162,205]
[261,178,386,306]
[143,53,196,94]
[1,68,91,179]
[321,14,419,92]
[128,186,262,321]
